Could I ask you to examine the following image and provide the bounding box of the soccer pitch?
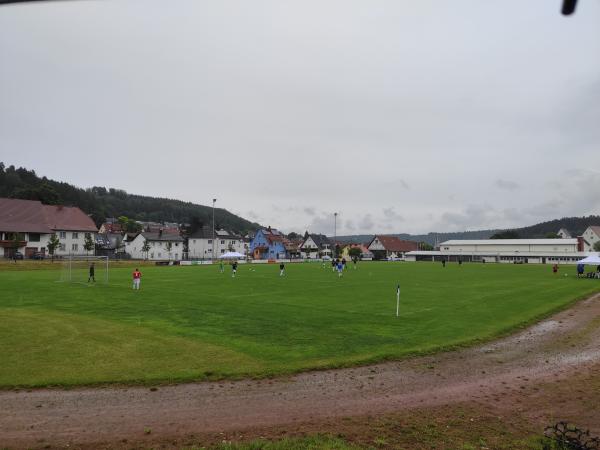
[0,261,598,387]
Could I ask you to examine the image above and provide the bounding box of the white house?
[581,226,600,252]
[124,231,184,260]
[0,198,97,258]
[405,238,586,264]
[557,228,572,239]
[300,234,332,259]
[187,227,247,260]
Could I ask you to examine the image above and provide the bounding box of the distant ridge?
[334,215,600,245]
[0,162,260,233]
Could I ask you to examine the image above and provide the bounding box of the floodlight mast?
[212,198,217,260]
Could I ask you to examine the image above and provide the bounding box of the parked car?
[32,252,45,260]
[12,252,24,260]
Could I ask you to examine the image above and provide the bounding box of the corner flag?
[396,284,400,317]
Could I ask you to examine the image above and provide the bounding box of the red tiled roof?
[0,197,97,233]
[589,226,600,236]
[371,235,418,252]
[0,198,52,233]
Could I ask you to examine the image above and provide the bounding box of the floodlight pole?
[212,198,217,260]
[334,212,338,258]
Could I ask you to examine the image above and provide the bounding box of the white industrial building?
[405,238,588,264]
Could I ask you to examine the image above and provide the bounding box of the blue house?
[250,228,288,260]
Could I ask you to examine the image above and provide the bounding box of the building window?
[85,233,91,239]
[72,232,79,239]
[151,253,154,258]
[72,243,78,251]
[28,233,40,242]
[221,249,225,254]
[59,231,66,239]
[208,240,212,244]
[59,243,66,251]
[193,240,196,244]
[221,240,225,244]
[158,253,162,258]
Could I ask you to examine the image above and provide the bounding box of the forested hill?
[336,215,600,245]
[0,163,260,233]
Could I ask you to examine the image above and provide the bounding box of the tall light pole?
[334,212,338,258]
[212,198,217,260]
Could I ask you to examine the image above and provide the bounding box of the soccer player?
[341,258,347,271]
[88,263,95,283]
[132,268,142,290]
[231,261,238,277]
[219,260,224,273]
[336,259,344,277]
[279,262,285,276]
[352,256,358,269]
[331,259,336,272]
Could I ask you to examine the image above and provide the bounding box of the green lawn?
[0,261,598,387]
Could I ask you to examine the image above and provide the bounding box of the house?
[367,235,418,260]
[557,228,571,239]
[300,233,333,259]
[340,243,373,260]
[98,222,123,234]
[124,231,184,260]
[0,197,97,258]
[187,226,247,259]
[581,226,600,252]
[250,227,289,260]
[95,232,125,257]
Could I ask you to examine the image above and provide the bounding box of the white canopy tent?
[218,251,245,260]
[576,254,600,265]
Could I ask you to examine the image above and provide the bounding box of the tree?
[47,234,60,262]
[544,232,560,239]
[10,233,23,259]
[348,247,362,259]
[141,240,151,260]
[490,230,520,239]
[594,241,600,252]
[83,233,95,255]
[287,231,300,240]
[419,242,434,251]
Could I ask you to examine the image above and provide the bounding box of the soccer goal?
[59,255,109,285]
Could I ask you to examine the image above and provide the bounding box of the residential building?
[557,228,571,239]
[367,235,418,260]
[339,243,373,260]
[0,197,97,258]
[300,234,333,259]
[581,226,600,252]
[187,227,247,259]
[250,227,289,260]
[124,231,184,260]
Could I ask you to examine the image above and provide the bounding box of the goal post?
[59,255,109,284]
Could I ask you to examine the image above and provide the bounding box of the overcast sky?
[1,0,599,235]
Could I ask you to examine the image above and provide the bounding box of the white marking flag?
[396,284,400,317]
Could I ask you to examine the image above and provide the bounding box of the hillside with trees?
[0,163,260,233]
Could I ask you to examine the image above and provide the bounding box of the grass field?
[0,261,598,388]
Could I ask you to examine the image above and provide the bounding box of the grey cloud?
[303,207,316,216]
[358,214,374,231]
[382,207,404,222]
[495,179,520,191]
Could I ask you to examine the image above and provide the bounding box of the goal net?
[59,255,109,284]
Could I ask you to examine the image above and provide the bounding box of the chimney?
[577,236,584,252]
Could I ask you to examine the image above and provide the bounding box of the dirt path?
[2,294,600,449]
